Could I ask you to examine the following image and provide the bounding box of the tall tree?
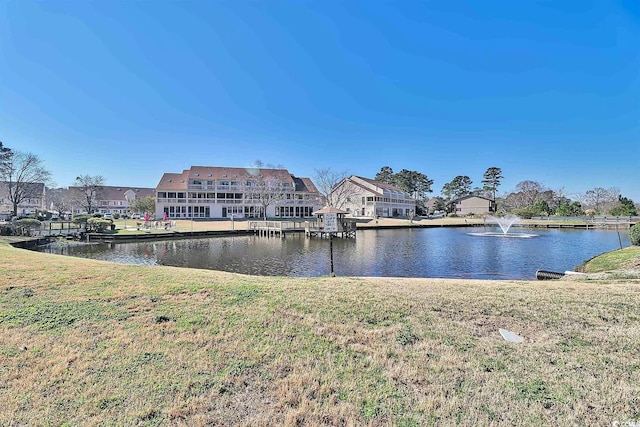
[0,150,51,217]
[47,187,72,218]
[72,175,106,214]
[393,169,433,201]
[610,195,637,216]
[441,175,472,201]
[0,141,12,175]
[481,167,503,201]
[374,166,395,184]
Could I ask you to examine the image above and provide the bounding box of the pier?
[248,220,308,237]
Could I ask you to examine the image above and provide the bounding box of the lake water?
[35,227,631,280]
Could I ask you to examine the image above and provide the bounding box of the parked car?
[104,213,113,220]
[131,214,140,219]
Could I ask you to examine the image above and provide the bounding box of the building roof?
[452,194,494,203]
[156,166,318,193]
[100,186,156,200]
[0,181,45,198]
[313,206,349,215]
[352,176,407,194]
[156,172,190,191]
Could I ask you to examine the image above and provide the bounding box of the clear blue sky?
[1,1,639,201]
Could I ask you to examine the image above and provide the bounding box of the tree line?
[369,164,637,217]
[1,139,637,219]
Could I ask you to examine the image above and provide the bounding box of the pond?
[35,227,632,280]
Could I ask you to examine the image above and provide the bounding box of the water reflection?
[36,227,631,280]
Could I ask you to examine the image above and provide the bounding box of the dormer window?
[167,179,172,183]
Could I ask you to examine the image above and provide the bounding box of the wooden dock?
[247,219,357,238]
[305,220,357,238]
[248,220,308,237]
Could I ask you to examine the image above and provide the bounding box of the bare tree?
[313,168,356,209]
[71,175,105,214]
[582,187,620,214]
[245,173,288,220]
[0,150,51,217]
[47,187,72,218]
[515,180,544,207]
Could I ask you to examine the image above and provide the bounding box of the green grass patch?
[582,246,640,273]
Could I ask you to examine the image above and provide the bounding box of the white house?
[331,175,416,218]
[155,166,322,219]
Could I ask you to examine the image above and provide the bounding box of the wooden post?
[329,233,334,275]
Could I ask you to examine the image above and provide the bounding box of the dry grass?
[1,242,640,426]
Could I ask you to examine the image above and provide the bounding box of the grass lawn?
[1,242,639,426]
[582,245,640,273]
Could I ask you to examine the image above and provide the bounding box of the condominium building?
[450,195,496,216]
[155,166,322,219]
[96,186,156,216]
[68,186,155,216]
[332,175,416,218]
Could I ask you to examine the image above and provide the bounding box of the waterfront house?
[155,166,322,219]
[331,175,416,218]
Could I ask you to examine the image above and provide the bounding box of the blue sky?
[1,1,639,201]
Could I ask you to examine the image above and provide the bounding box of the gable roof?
[100,186,156,200]
[352,176,407,194]
[451,195,494,203]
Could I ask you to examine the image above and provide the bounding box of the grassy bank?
[582,245,640,273]
[1,243,640,426]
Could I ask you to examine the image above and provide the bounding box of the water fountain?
[487,214,520,234]
[468,214,537,238]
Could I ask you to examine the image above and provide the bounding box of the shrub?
[72,214,92,225]
[87,218,113,232]
[630,223,640,246]
[16,218,41,236]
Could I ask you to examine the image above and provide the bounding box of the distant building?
[68,185,155,216]
[155,166,322,219]
[451,195,496,216]
[97,186,156,216]
[0,181,46,219]
[332,175,416,218]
